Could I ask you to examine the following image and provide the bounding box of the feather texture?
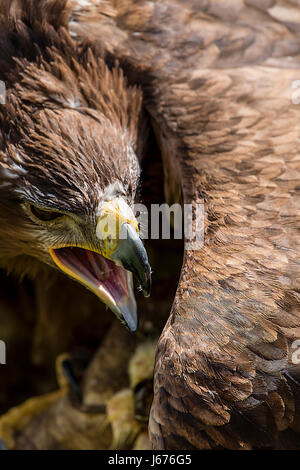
[71,0,300,449]
[0,0,300,450]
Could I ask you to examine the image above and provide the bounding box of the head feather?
[0,0,144,215]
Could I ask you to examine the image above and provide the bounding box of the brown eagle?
[1,0,300,450]
[0,0,151,336]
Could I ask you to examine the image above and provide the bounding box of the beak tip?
[143,283,151,298]
[112,223,152,300]
[128,322,138,333]
[125,317,138,333]
[119,298,138,333]
[142,266,152,298]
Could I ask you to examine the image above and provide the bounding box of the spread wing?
[71,0,300,449]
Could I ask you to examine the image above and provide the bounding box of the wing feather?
[70,0,300,449]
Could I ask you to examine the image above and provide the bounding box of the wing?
[70,0,300,449]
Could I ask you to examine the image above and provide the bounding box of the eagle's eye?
[27,203,64,223]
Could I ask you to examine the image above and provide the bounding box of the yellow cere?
[96,198,139,259]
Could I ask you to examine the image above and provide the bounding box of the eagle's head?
[0,2,151,332]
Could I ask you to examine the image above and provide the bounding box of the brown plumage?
[0,0,144,275]
[1,0,300,450]
[71,0,300,450]
[0,0,155,361]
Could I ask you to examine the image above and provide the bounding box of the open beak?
[49,198,151,332]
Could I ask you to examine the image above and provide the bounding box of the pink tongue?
[86,250,110,280]
[101,260,130,299]
[56,247,130,301]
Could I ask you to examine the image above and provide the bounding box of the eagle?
[1,0,300,451]
[0,0,151,336]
